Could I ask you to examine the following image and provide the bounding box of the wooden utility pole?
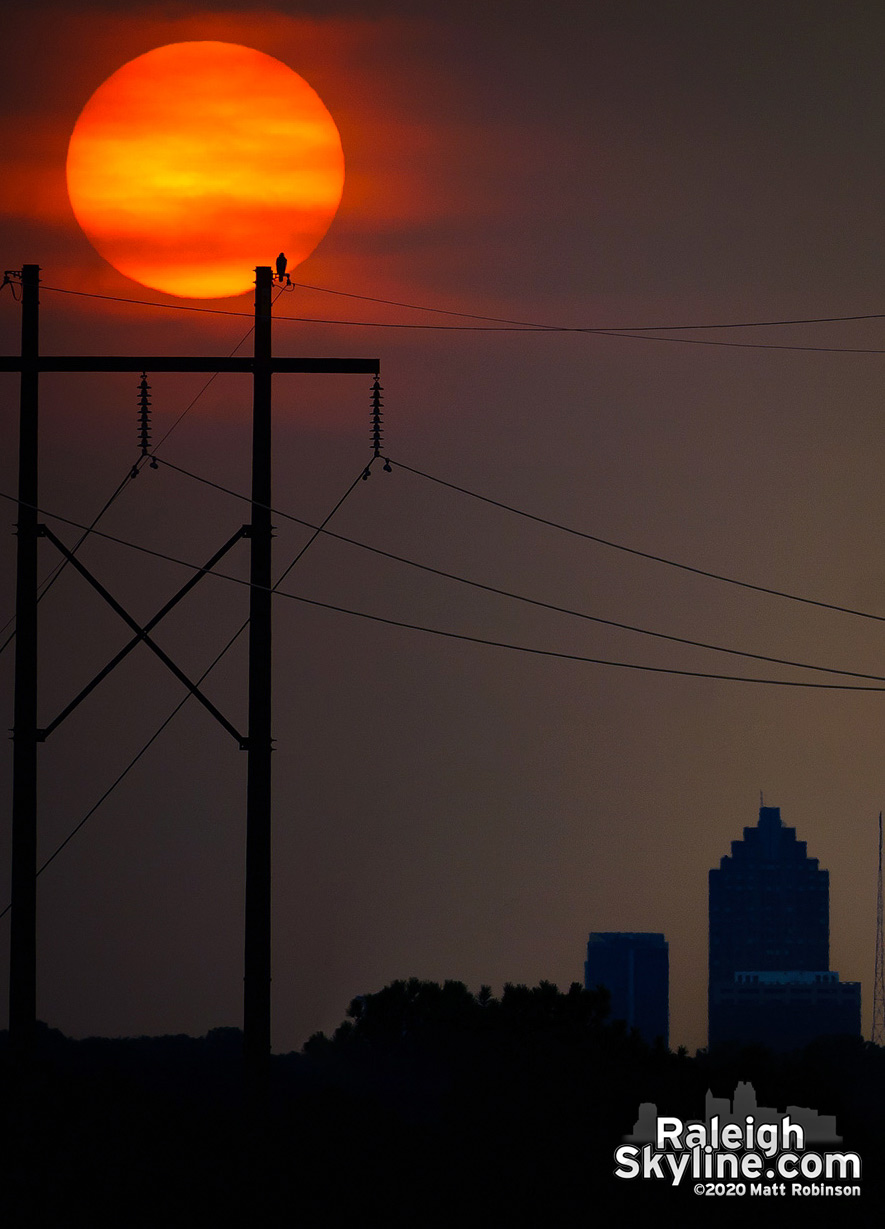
[244,266,274,1094]
[9,264,40,1059]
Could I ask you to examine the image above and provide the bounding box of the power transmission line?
[34,283,885,352]
[149,285,286,453]
[153,455,885,684]
[288,280,885,332]
[0,468,136,654]
[260,594,885,690]
[0,487,882,692]
[386,459,885,624]
[0,289,284,656]
[0,461,372,919]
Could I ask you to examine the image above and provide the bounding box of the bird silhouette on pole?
[275,252,290,285]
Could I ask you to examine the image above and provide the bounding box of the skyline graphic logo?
[614,1081,861,1198]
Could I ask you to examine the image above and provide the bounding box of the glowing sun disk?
[66,41,345,298]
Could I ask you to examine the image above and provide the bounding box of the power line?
[149,286,286,454]
[39,280,885,332]
[0,465,139,656]
[0,461,372,918]
[0,487,882,692]
[567,329,885,353]
[580,331,885,354]
[35,283,885,352]
[0,636,232,916]
[38,284,259,321]
[0,489,309,583]
[289,280,885,332]
[154,456,885,684]
[0,291,284,655]
[265,593,885,690]
[386,459,885,625]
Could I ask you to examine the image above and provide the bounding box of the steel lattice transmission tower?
[873,812,885,1046]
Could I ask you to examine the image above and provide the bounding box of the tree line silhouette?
[2,979,882,1225]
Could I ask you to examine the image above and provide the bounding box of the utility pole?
[244,266,273,1097]
[3,266,379,1092]
[9,264,40,1060]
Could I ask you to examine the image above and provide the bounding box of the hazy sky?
[2,1,884,1054]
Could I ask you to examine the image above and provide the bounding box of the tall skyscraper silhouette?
[708,806,860,1050]
[584,932,669,1046]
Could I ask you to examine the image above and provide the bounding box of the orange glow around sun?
[66,41,345,298]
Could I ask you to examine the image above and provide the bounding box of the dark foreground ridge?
[1,980,883,1227]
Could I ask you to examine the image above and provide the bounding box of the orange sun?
[66,41,345,298]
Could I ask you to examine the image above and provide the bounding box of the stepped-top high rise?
[708,806,860,1051]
